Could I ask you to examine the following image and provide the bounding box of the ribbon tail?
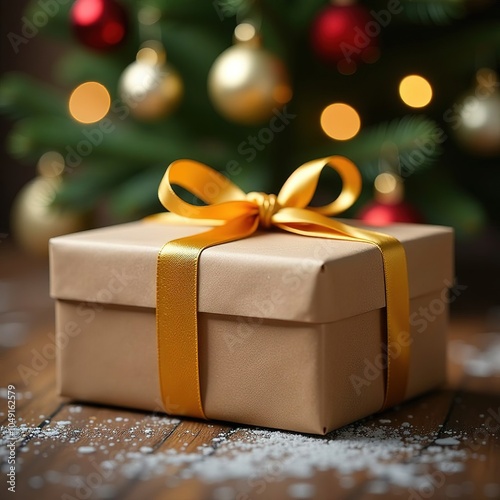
[273,209,410,410]
[157,215,259,419]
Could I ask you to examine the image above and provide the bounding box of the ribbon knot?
[246,192,280,228]
[155,156,411,422]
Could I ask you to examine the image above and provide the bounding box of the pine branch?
[109,156,274,218]
[288,0,328,32]
[24,0,73,39]
[55,49,127,89]
[107,164,167,218]
[142,0,228,21]
[160,20,231,120]
[0,73,66,119]
[209,0,252,20]
[53,160,140,211]
[400,0,467,25]
[408,168,487,238]
[7,116,199,164]
[313,116,442,182]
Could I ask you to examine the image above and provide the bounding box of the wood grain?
[1,246,499,500]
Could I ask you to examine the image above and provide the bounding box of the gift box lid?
[50,220,453,324]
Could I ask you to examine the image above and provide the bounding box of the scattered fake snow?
[77,446,96,454]
[0,407,473,494]
[0,387,32,400]
[435,437,461,446]
[449,334,500,377]
[2,330,499,498]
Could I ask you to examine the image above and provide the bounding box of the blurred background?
[1,0,499,314]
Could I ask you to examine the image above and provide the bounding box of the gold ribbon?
[155,156,410,420]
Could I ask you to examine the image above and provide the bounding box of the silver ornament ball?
[454,90,500,155]
[119,60,183,120]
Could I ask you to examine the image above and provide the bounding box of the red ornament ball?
[357,201,422,226]
[310,4,378,64]
[71,0,127,51]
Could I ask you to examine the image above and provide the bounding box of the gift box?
[49,157,454,434]
[50,219,452,434]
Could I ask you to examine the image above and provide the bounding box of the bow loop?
[277,156,362,215]
[158,159,251,221]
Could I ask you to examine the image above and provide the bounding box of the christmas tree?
[2,0,500,255]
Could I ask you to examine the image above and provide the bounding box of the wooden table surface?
[1,245,499,500]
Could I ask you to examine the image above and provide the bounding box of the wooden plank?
[111,390,457,500]
[119,421,235,500]
[2,246,500,499]
[420,389,500,499]
[1,332,490,500]
[0,311,62,429]
[8,403,184,499]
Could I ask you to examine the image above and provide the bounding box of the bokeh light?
[374,172,403,204]
[69,81,111,124]
[374,172,398,195]
[234,23,257,43]
[399,75,433,108]
[320,103,361,140]
[37,152,65,178]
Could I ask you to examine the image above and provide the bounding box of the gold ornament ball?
[454,90,500,155]
[119,60,183,120]
[208,44,292,125]
[11,177,87,258]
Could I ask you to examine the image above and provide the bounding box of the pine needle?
[401,0,466,25]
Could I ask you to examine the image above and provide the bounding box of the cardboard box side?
[56,289,449,435]
[320,309,385,433]
[56,300,326,434]
[321,290,448,433]
[50,221,454,324]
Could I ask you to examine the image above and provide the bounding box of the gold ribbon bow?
[155,156,410,420]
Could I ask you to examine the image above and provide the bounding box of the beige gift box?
[50,220,453,435]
